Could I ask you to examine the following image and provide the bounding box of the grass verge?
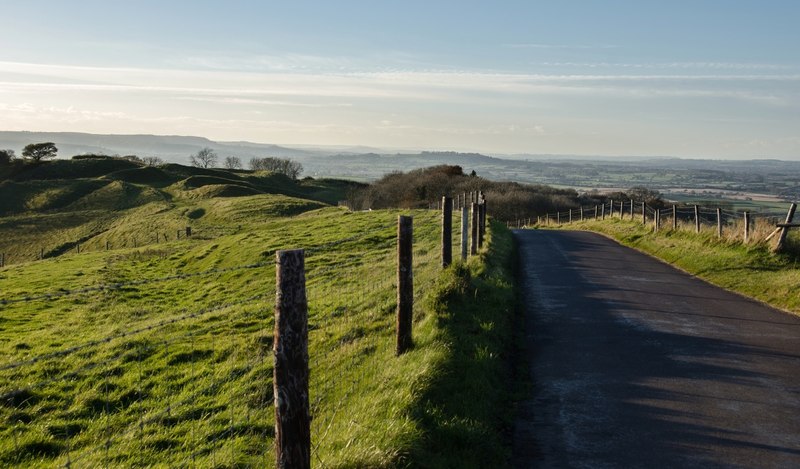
[556,218,800,314]
[402,219,517,468]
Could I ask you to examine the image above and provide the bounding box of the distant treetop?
[22,142,58,162]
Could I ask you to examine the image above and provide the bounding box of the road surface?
[513,230,800,468]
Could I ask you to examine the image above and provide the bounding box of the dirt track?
[513,230,800,468]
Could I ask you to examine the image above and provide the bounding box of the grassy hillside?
[0,158,362,266]
[546,217,800,314]
[0,157,517,467]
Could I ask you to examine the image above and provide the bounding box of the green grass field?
[0,159,516,467]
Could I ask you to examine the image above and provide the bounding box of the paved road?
[512,230,800,468]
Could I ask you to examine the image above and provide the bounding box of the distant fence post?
[654,209,660,233]
[186,226,192,238]
[461,206,469,260]
[694,205,700,233]
[775,203,798,253]
[716,208,723,238]
[641,202,646,224]
[630,199,634,220]
[569,209,573,223]
[40,248,44,260]
[470,204,479,255]
[478,202,486,248]
[580,207,584,221]
[601,204,605,220]
[557,211,561,224]
[672,205,677,231]
[441,196,453,268]
[397,216,414,355]
[619,201,623,219]
[744,211,750,243]
[274,249,310,469]
[0,253,4,268]
[594,205,599,219]
[609,199,614,218]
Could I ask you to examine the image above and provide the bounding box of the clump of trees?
[347,165,665,222]
[224,156,243,170]
[249,157,303,179]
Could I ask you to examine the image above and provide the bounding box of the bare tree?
[223,156,242,170]
[142,156,164,167]
[189,147,217,168]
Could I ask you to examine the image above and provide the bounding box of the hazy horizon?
[2,1,799,160]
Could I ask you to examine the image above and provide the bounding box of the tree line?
[2,143,304,180]
[347,165,665,221]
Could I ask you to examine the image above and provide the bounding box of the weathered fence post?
[694,205,700,233]
[580,207,584,221]
[470,204,479,255]
[557,211,561,224]
[619,201,624,219]
[441,196,453,268]
[594,205,599,219]
[569,209,573,223]
[397,216,414,354]
[40,248,44,260]
[744,211,750,243]
[601,204,605,220]
[716,208,723,238]
[461,206,468,260]
[478,202,486,248]
[641,202,647,224]
[609,199,614,218]
[775,203,797,253]
[654,209,660,233]
[0,253,4,268]
[630,199,635,220]
[672,205,677,231]
[186,226,192,238]
[274,249,310,469]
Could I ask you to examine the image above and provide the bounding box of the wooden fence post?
[461,206,468,260]
[694,205,700,233]
[0,253,4,268]
[672,205,677,231]
[630,199,634,220]
[594,205,599,219]
[609,199,614,218]
[186,226,192,238]
[717,208,723,238]
[557,211,561,224]
[580,207,584,221]
[655,209,660,233]
[40,248,44,260]
[478,202,486,248]
[744,211,750,243]
[641,202,646,224]
[274,249,310,469]
[470,204,479,255]
[775,203,797,253]
[397,216,414,354]
[569,209,573,223]
[441,196,453,268]
[601,204,605,220]
[106,241,110,251]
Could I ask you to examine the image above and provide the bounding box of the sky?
[1,0,799,159]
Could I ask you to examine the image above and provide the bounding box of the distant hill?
[0,131,320,165]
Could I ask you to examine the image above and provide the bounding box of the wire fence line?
[0,196,487,467]
[513,199,798,251]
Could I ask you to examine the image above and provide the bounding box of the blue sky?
[1,1,799,158]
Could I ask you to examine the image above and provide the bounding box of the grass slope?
[0,198,517,467]
[554,218,800,314]
[0,159,359,266]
